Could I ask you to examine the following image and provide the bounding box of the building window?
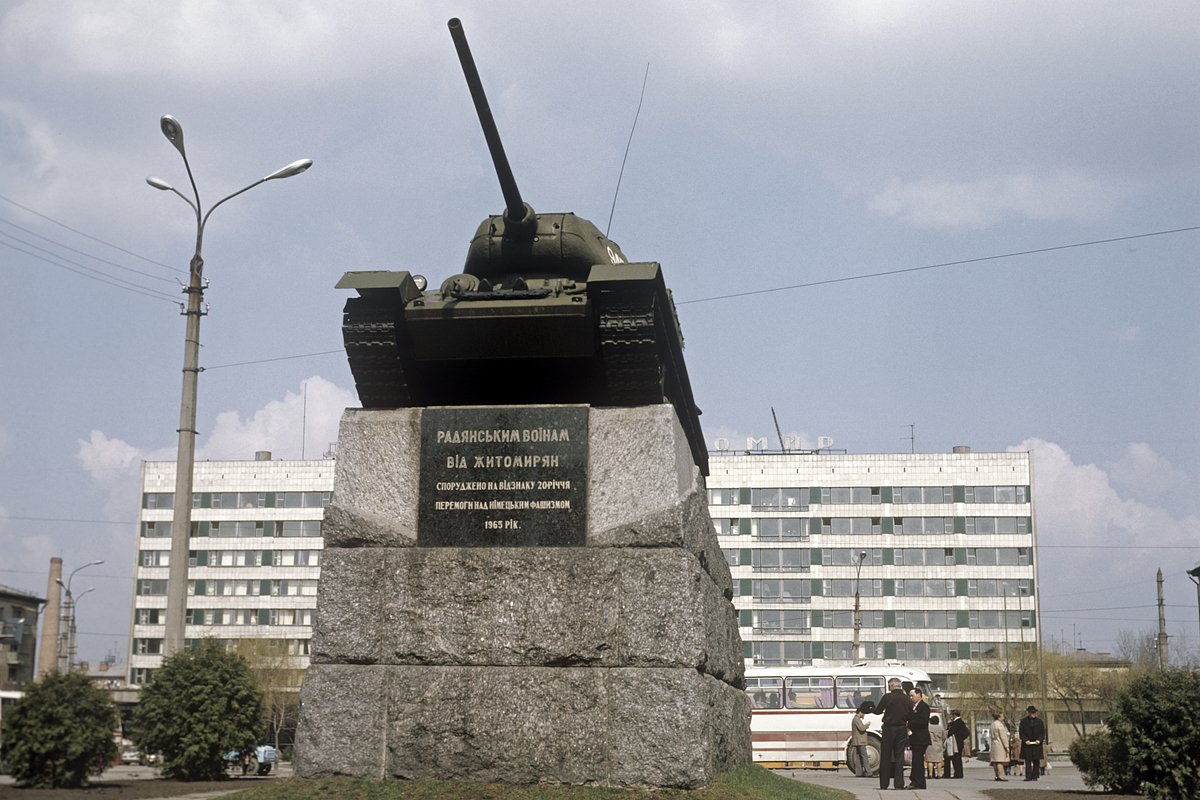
[897,486,952,504]
[756,519,807,540]
[752,549,811,572]
[132,638,163,655]
[752,579,811,602]
[754,609,809,633]
[896,579,954,597]
[142,492,174,509]
[895,548,955,566]
[750,641,813,665]
[135,609,161,625]
[141,522,172,538]
[136,579,168,596]
[707,488,740,505]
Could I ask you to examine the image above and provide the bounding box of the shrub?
[0,672,118,788]
[1068,730,1134,793]
[131,640,263,780]
[1104,669,1200,800]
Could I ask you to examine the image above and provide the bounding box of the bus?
[745,663,939,774]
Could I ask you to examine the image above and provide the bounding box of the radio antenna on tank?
[606,62,650,238]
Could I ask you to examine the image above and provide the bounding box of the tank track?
[342,296,414,409]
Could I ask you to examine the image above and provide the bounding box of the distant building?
[706,444,1040,692]
[0,584,43,688]
[128,452,333,686]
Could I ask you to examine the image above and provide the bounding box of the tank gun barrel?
[448,17,532,230]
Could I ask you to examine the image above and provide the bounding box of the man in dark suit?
[945,709,971,778]
[1018,705,1046,781]
[875,678,912,790]
[906,687,932,789]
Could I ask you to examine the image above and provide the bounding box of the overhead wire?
[1,236,182,305]
[0,214,180,285]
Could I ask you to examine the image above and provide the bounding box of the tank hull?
[340,262,708,475]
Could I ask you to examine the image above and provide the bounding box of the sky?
[0,1,1197,667]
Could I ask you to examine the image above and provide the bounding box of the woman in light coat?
[926,714,947,778]
[989,712,1010,781]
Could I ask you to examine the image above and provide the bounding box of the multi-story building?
[0,584,42,688]
[707,445,1039,691]
[128,452,333,686]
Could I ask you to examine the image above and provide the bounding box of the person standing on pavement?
[945,709,971,778]
[926,713,946,779]
[990,711,1010,781]
[906,687,931,789]
[875,678,912,790]
[1018,705,1046,781]
[849,704,871,777]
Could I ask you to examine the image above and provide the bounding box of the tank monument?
[294,19,750,788]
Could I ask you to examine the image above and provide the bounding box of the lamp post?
[55,560,103,673]
[148,114,311,657]
[1188,565,1200,646]
[66,587,95,672]
[851,550,867,663]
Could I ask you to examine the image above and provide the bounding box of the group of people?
[988,706,1046,782]
[852,679,1044,789]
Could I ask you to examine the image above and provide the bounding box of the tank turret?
[338,18,707,474]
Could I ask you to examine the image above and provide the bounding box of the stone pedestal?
[295,404,750,788]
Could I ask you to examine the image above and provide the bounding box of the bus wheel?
[847,738,882,777]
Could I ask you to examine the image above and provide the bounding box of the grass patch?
[226,765,853,800]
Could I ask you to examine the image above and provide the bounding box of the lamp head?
[160,115,186,158]
[264,158,313,182]
[146,177,174,191]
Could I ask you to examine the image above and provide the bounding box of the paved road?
[785,758,1086,800]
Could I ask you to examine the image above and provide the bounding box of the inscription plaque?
[418,406,588,546]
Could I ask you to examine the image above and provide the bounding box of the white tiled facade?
[707,447,1039,686]
[128,456,334,685]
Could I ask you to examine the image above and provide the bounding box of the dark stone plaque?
[418,406,588,546]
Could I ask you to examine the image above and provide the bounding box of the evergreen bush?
[1104,669,1200,800]
[0,672,118,788]
[131,640,263,780]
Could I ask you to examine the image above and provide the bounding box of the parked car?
[225,744,276,776]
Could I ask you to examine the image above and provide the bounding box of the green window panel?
[193,580,206,596]
[810,548,823,564]
[809,518,821,535]
[739,487,752,505]
[955,579,969,596]
[812,642,825,659]
[810,580,824,597]
[882,579,895,596]
[954,548,967,565]
[956,610,970,628]
[958,642,971,659]
[883,642,897,660]
[739,609,753,627]
[265,492,277,508]
[199,493,212,509]
[882,548,894,566]
[953,485,966,503]
[260,580,272,596]
[811,610,824,627]
[261,550,273,566]
[739,579,753,597]
[953,516,966,534]
[883,610,896,628]
[882,517,894,534]
[195,550,208,566]
[739,518,752,535]
[258,609,271,626]
[189,609,204,624]
[881,486,894,504]
[1029,578,1035,595]
[264,521,276,536]
[809,487,823,504]
[743,641,754,658]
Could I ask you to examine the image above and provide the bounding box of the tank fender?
[336,270,424,303]
[586,261,662,286]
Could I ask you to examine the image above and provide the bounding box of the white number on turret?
[606,246,625,265]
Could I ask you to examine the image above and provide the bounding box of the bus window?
[746,677,783,709]
[836,676,885,710]
[785,676,834,709]
[919,682,940,708]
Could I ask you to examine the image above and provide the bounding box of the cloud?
[1113,324,1139,342]
[867,171,1140,230]
[1013,438,1198,651]
[1104,442,1189,502]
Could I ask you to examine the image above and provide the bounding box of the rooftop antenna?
[771,407,787,452]
[904,423,915,453]
[606,62,650,238]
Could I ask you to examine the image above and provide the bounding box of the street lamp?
[1188,565,1200,646]
[851,550,868,663]
[55,560,103,673]
[148,114,311,657]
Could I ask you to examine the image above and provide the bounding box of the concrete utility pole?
[851,550,867,662]
[147,115,311,657]
[1156,568,1168,670]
